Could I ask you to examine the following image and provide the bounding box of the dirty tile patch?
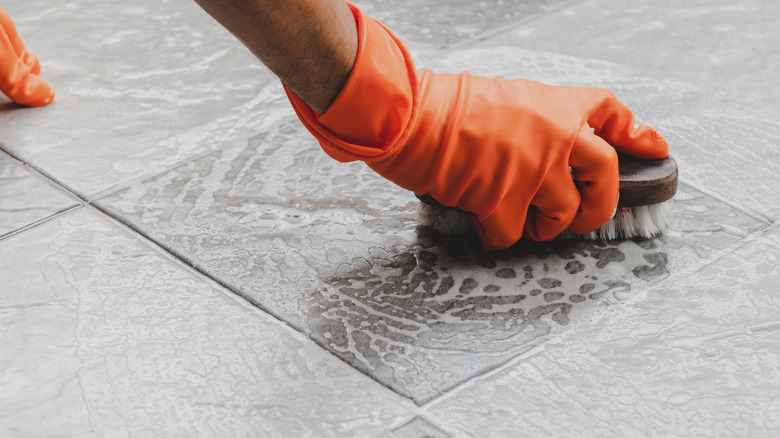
[0,150,80,237]
[0,208,413,437]
[96,115,763,403]
[425,226,780,436]
[309,190,758,404]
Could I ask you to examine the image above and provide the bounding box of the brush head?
[416,155,678,240]
[617,154,677,207]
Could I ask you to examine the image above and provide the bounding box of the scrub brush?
[417,154,678,241]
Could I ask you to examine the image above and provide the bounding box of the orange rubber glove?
[0,7,54,107]
[285,3,668,251]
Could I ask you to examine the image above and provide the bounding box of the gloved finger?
[0,8,41,74]
[22,50,40,74]
[0,35,55,106]
[469,205,529,252]
[462,186,570,251]
[584,88,668,160]
[0,8,25,60]
[1,73,55,107]
[523,166,581,241]
[567,124,620,235]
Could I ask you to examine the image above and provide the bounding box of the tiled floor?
[1,0,778,436]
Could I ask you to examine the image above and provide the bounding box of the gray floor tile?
[435,0,780,220]
[0,1,277,199]
[0,151,80,238]
[0,208,413,437]
[354,0,577,59]
[425,225,780,437]
[95,111,764,403]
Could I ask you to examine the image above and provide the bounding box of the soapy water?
[307,229,669,401]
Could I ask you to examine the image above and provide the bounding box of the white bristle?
[634,205,655,236]
[649,203,668,231]
[418,201,670,241]
[578,202,669,240]
[615,207,637,238]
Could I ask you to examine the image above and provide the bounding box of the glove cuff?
[284,2,419,163]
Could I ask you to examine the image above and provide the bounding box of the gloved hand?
[285,3,668,251]
[1,7,54,107]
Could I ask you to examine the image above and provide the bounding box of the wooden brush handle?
[617,154,678,207]
[417,155,679,210]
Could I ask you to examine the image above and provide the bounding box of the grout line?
[387,412,464,438]
[86,202,291,324]
[425,0,587,62]
[678,176,773,225]
[0,145,88,204]
[0,146,88,241]
[88,148,220,203]
[0,204,83,242]
[661,125,776,224]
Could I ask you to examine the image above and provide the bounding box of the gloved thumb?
[584,88,668,160]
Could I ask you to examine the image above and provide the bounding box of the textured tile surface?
[96,109,764,402]
[0,208,413,437]
[0,0,276,199]
[354,0,577,59]
[449,0,780,220]
[425,226,780,437]
[390,416,452,438]
[0,151,80,237]
[3,0,779,435]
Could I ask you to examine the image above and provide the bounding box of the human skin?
[193,0,357,115]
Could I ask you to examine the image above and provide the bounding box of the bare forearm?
[194,0,357,114]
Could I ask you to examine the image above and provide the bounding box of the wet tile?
[0,151,80,237]
[95,113,764,403]
[425,226,780,436]
[435,0,780,220]
[390,416,452,438]
[0,208,413,436]
[0,0,277,199]
[354,0,576,59]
